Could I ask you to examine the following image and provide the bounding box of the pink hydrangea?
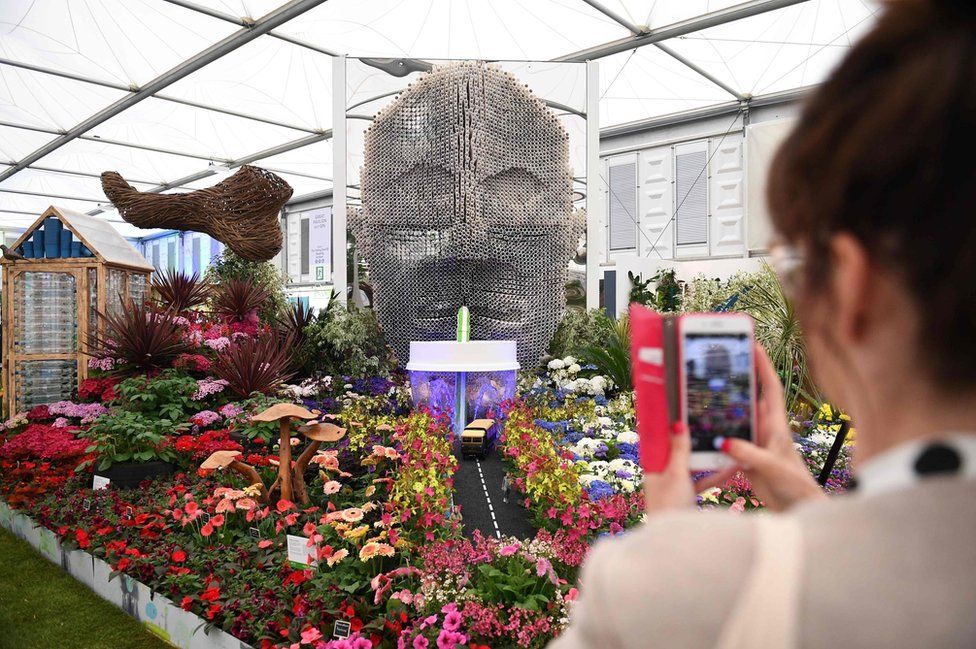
[204,336,231,351]
[219,403,243,419]
[192,378,229,401]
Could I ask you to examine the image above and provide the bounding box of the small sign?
[125,506,134,519]
[82,499,91,511]
[92,475,111,490]
[333,621,351,640]
[315,266,324,281]
[286,534,317,568]
[248,527,260,540]
[200,513,211,525]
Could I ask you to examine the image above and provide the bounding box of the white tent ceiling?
[0,0,878,234]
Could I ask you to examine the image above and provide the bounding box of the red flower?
[171,549,186,563]
[74,529,90,549]
[276,499,296,513]
[282,570,308,587]
[180,596,193,611]
[200,586,221,602]
[200,523,214,537]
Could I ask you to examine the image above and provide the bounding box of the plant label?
[286,534,317,568]
[125,506,134,519]
[82,499,91,511]
[333,620,351,639]
[248,527,260,540]
[200,513,211,525]
[92,475,110,490]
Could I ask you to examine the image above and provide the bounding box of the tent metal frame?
[0,0,813,214]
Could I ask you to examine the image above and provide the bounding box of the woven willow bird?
[100,165,292,262]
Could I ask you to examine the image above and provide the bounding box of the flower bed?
[0,272,855,648]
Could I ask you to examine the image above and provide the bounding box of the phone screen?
[683,333,753,452]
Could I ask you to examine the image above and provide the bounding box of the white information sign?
[92,475,111,490]
[286,534,318,567]
[308,207,332,282]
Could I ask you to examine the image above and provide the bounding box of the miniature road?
[453,447,535,540]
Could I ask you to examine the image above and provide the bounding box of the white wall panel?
[709,136,745,257]
[637,145,673,260]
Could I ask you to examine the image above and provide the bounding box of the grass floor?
[0,528,172,649]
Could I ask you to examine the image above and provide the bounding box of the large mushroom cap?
[200,450,243,470]
[251,403,317,422]
[301,422,347,442]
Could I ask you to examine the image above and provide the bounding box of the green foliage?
[300,306,395,377]
[735,266,813,413]
[547,308,612,360]
[81,410,188,471]
[629,269,682,312]
[627,271,656,307]
[204,249,287,321]
[112,370,198,420]
[683,265,815,412]
[468,560,556,611]
[80,370,196,470]
[579,314,632,392]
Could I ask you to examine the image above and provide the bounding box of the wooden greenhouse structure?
[1,205,154,415]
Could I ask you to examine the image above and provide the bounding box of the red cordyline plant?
[276,300,314,346]
[88,301,191,375]
[152,269,213,313]
[212,331,296,398]
[213,278,269,323]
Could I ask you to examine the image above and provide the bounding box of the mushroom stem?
[228,460,269,504]
[292,440,323,505]
[278,418,293,503]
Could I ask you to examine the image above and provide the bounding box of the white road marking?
[476,460,502,538]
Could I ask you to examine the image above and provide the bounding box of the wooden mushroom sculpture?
[251,403,318,504]
[292,422,347,504]
[199,450,270,503]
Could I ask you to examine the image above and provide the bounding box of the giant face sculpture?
[352,61,584,367]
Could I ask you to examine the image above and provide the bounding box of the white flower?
[568,363,581,374]
[616,430,639,445]
[578,473,599,487]
[548,359,565,370]
[564,356,577,365]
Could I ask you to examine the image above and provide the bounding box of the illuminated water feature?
[406,341,519,437]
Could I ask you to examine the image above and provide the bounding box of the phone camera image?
[684,333,752,452]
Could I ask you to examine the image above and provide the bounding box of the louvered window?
[608,160,637,251]
[675,146,708,246]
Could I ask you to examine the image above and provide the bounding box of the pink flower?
[499,544,518,557]
[565,587,579,601]
[300,627,323,644]
[412,636,429,649]
[443,610,462,632]
[730,497,746,514]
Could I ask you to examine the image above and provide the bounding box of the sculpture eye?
[481,168,544,209]
[387,164,454,228]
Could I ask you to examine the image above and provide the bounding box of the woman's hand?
[643,422,697,516]
[695,344,826,511]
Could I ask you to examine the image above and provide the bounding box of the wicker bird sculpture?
[100,165,292,262]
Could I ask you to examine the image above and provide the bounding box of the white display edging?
[406,340,520,372]
[0,499,252,649]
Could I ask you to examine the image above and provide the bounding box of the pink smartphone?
[678,313,757,471]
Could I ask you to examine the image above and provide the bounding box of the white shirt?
[856,433,976,497]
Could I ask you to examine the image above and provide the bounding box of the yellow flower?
[364,485,376,498]
[243,483,264,498]
[699,487,722,503]
[344,525,369,540]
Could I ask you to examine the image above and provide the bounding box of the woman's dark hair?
[769,0,976,387]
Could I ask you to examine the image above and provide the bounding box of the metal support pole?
[818,420,851,487]
[331,56,348,307]
[579,0,645,34]
[585,61,603,310]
